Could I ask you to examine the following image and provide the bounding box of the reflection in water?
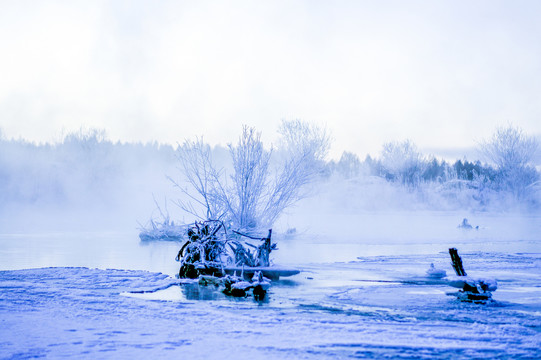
[180,282,271,304]
[181,282,225,301]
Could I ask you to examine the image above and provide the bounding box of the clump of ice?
[426,263,447,279]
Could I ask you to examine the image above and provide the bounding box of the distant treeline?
[0,129,176,209]
[326,129,539,209]
[328,152,499,183]
[0,125,539,214]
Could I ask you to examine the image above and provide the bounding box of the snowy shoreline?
[1,251,540,359]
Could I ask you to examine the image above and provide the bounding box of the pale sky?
[1,0,540,159]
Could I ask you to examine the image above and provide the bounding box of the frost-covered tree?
[380,140,425,187]
[480,125,539,200]
[481,126,538,170]
[229,126,272,228]
[334,151,362,179]
[421,157,448,183]
[277,120,331,179]
[174,121,331,230]
[172,138,226,220]
[258,121,330,226]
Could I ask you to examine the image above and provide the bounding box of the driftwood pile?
[175,220,275,299]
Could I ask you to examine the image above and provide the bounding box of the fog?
[0,131,177,232]
[1,128,539,237]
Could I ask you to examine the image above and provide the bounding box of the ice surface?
[1,254,540,359]
[0,231,540,359]
[0,211,540,358]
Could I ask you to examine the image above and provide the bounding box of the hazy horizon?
[1,1,541,159]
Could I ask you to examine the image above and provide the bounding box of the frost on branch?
[170,138,226,221]
[480,125,539,200]
[175,221,277,279]
[380,140,425,187]
[172,121,331,231]
[138,197,187,241]
[260,120,331,226]
[176,220,229,279]
[228,126,272,229]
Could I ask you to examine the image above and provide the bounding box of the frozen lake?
[1,212,540,359]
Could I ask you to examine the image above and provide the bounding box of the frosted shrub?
[380,140,426,187]
[229,126,272,228]
[278,120,331,171]
[172,138,226,220]
[174,121,330,230]
[261,120,330,225]
[480,125,539,201]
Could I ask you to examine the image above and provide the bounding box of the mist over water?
[0,135,176,232]
[0,126,539,273]
[0,131,539,234]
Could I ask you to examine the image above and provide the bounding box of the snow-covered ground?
[1,211,540,359]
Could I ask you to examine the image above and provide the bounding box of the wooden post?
[257,229,272,267]
[449,248,467,276]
